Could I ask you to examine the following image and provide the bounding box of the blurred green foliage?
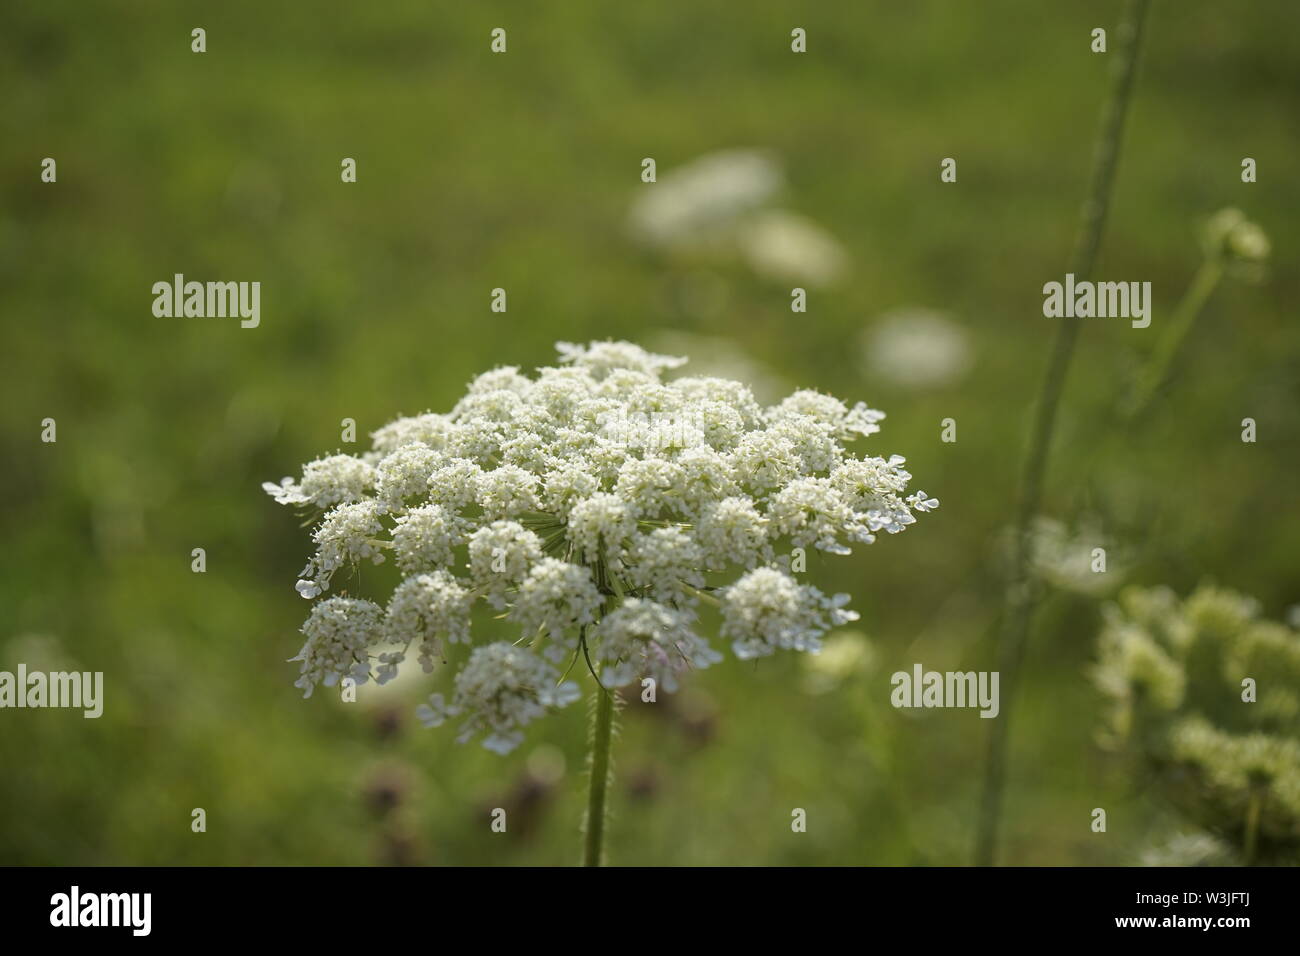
[1,0,1296,865]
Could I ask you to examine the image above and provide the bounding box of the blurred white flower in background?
[801,629,876,695]
[739,209,848,286]
[5,633,75,671]
[1139,832,1235,867]
[628,148,782,248]
[1001,516,1127,596]
[860,308,973,390]
[1094,584,1300,862]
[628,148,847,287]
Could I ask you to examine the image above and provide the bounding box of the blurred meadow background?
[1,0,1297,865]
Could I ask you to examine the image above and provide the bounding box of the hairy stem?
[975,0,1151,867]
[583,685,615,867]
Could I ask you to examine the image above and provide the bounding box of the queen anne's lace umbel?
[266,341,937,751]
[1093,585,1300,859]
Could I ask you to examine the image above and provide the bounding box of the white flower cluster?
[266,341,937,752]
[416,643,582,755]
[1094,584,1300,858]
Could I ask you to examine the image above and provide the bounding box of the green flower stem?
[1243,785,1264,865]
[1125,257,1225,418]
[1067,256,1225,486]
[975,0,1151,867]
[583,685,615,867]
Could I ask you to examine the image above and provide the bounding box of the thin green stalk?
[1243,785,1264,865]
[583,686,615,867]
[975,0,1151,867]
[1125,258,1224,418]
[1063,256,1227,489]
[861,690,915,858]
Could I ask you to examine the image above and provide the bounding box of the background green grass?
[1,0,1296,865]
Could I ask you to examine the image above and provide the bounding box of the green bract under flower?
[266,341,938,752]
